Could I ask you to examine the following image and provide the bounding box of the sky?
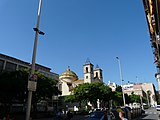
[0,0,158,89]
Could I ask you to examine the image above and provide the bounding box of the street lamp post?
[26,0,44,120]
[116,57,126,106]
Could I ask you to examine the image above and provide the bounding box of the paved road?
[34,108,160,120]
[137,107,160,120]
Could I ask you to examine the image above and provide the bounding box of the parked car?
[86,111,103,120]
[86,110,111,120]
[156,105,160,111]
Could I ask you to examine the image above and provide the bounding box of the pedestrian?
[66,110,73,120]
[56,109,63,120]
[100,110,111,120]
[119,111,128,120]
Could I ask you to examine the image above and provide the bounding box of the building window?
[5,62,17,72]
[86,76,88,79]
[86,67,88,73]
[58,83,62,92]
[96,72,98,78]
[0,60,4,71]
[67,83,73,91]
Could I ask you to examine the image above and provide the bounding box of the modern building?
[59,59,103,96]
[123,82,157,106]
[0,53,59,80]
[142,0,160,92]
[142,83,157,106]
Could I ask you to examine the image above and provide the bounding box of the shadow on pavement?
[136,114,158,120]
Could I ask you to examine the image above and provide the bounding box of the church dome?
[59,67,78,83]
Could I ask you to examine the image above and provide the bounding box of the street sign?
[27,74,37,91]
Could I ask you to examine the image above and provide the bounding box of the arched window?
[96,72,98,78]
[86,67,88,73]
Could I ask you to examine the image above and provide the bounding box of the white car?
[156,105,160,111]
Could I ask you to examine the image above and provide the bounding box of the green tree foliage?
[65,95,76,103]
[112,86,124,106]
[0,70,28,104]
[112,91,123,106]
[72,83,90,105]
[32,72,60,104]
[112,86,129,106]
[115,85,122,92]
[124,93,130,104]
[99,83,112,107]
[65,82,112,108]
[129,94,140,103]
[147,90,151,104]
[0,70,28,116]
[0,70,60,114]
[142,96,147,104]
[155,91,160,104]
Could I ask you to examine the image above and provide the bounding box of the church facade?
[59,60,103,96]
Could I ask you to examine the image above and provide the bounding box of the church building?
[59,59,103,96]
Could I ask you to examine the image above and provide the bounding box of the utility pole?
[116,57,126,106]
[26,0,44,120]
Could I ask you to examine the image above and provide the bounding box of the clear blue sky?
[0,0,158,89]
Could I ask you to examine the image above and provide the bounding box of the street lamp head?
[39,31,45,35]
[33,28,45,35]
[33,28,38,32]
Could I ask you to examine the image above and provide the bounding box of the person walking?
[56,109,63,120]
[119,111,128,120]
[66,110,73,120]
[100,110,111,120]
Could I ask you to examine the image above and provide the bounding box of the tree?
[129,94,140,103]
[116,85,122,92]
[99,83,112,107]
[65,82,112,109]
[124,93,130,104]
[112,86,124,106]
[0,70,28,117]
[155,91,160,104]
[72,83,90,108]
[0,69,60,116]
[65,95,76,103]
[32,72,60,104]
[112,91,123,106]
[147,90,151,105]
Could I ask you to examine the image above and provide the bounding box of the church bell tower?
[83,58,94,83]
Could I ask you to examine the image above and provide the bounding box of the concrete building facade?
[123,83,157,106]
[142,0,160,93]
[0,53,59,80]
